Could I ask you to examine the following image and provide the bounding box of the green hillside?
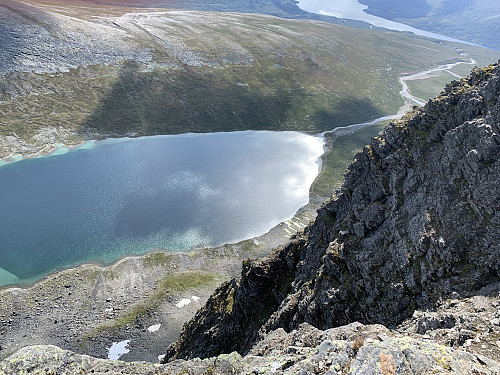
[0,0,498,158]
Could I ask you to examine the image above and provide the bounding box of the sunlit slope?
[21,0,307,17]
[16,0,371,27]
[0,0,498,157]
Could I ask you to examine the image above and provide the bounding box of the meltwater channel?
[0,131,324,287]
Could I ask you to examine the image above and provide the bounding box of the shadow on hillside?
[82,60,384,136]
[313,97,384,132]
[82,60,297,135]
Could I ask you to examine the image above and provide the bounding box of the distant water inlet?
[297,0,480,46]
[0,131,324,287]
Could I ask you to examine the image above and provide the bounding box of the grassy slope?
[311,121,389,198]
[316,53,500,198]
[24,0,374,28]
[1,2,498,157]
[405,54,499,105]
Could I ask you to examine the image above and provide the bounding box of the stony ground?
[399,291,500,361]
[1,294,499,374]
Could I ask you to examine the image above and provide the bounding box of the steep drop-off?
[166,62,500,361]
[1,62,500,375]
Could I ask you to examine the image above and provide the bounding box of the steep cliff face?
[166,62,500,361]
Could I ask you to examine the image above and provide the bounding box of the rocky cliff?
[165,62,500,361]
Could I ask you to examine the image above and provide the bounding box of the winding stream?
[323,58,476,137]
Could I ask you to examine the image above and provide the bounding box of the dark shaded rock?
[166,238,306,359]
[165,62,500,362]
[414,314,457,335]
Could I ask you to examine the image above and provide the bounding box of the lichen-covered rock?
[349,337,500,375]
[166,62,500,361]
[0,345,163,375]
[3,321,499,374]
[398,293,500,359]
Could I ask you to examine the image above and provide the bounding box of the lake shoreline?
[296,0,490,48]
[0,198,322,293]
[0,56,477,291]
[0,189,324,362]
[0,130,324,288]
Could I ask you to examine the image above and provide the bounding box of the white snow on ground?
[108,340,130,360]
[176,298,192,308]
[147,324,161,333]
[176,296,202,308]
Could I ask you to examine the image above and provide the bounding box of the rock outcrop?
[165,62,500,361]
[3,307,500,374]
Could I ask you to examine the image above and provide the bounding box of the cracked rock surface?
[165,62,500,365]
[2,317,500,374]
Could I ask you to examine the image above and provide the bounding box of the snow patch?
[176,298,192,308]
[108,340,130,360]
[148,324,161,333]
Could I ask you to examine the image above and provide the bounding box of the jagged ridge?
[165,62,500,361]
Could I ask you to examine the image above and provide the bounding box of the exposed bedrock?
[165,62,500,361]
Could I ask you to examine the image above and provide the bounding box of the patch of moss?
[87,271,223,336]
[225,287,235,314]
[435,354,451,370]
[159,271,222,292]
[142,252,173,268]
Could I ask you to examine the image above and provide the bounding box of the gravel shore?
[0,200,320,363]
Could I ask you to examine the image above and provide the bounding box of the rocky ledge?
[2,294,499,374]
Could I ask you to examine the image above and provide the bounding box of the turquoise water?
[0,131,324,287]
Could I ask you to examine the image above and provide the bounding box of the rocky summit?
[164,62,500,368]
[1,63,499,374]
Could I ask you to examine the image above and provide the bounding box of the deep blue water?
[0,131,323,286]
